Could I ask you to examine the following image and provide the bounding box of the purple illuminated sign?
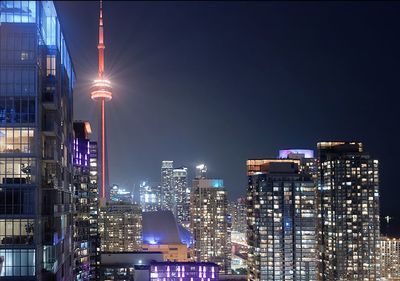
[279,149,314,159]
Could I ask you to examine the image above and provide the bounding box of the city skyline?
[1,1,399,280]
[54,2,400,216]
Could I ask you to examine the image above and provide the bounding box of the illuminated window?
[46,55,56,77]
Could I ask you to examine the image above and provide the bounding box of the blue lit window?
[0,1,36,23]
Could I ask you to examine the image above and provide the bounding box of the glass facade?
[0,1,75,279]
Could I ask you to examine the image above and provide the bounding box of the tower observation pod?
[90,0,112,200]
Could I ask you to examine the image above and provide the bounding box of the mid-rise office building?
[229,197,247,233]
[99,201,142,252]
[190,178,231,274]
[140,181,162,212]
[161,161,174,212]
[380,236,400,280]
[0,1,75,279]
[317,142,380,281]
[246,159,318,281]
[173,167,190,226]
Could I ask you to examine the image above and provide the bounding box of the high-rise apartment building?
[0,1,75,279]
[317,142,380,281]
[161,161,174,212]
[246,159,318,281]
[88,141,99,280]
[173,167,190,226]
[98,201,142,252]
[380,236,400,280]
[228,197,247,233]
[73,121,96,281]
[139,181,162,212]
[190,178,231,274]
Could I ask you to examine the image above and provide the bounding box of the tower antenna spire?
[98,0,105,78]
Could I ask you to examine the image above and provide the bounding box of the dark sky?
[56,1,400,215]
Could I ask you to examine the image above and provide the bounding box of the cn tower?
[90,0,112,199]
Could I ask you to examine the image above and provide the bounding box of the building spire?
[98,0,105,78]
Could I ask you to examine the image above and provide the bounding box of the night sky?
[56,1,400,216]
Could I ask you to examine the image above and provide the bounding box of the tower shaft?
[90,0,112,200]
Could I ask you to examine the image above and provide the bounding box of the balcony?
[42,120,61,137]
[42,90,58,110]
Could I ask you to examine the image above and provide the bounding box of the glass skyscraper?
[0,1,75,279]
[317,142,380,281]
[246,159,318,281]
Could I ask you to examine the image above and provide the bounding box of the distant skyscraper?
[246,159,318,281]
[195,164,207,179]
[99,201,142,252]
[380,236,400,280]
[161,161,174,212]
[109,184,133,203]
[140,181,162,212]
[190,178,231,274]
[317,142,380,281]
[0,1,75,279]
[229,197,247,233]
[173,167,190,226]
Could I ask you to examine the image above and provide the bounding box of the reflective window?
[0,249,35,276]
[0,188,35,215]
[0,1,36,23]
[0,97,35,124]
